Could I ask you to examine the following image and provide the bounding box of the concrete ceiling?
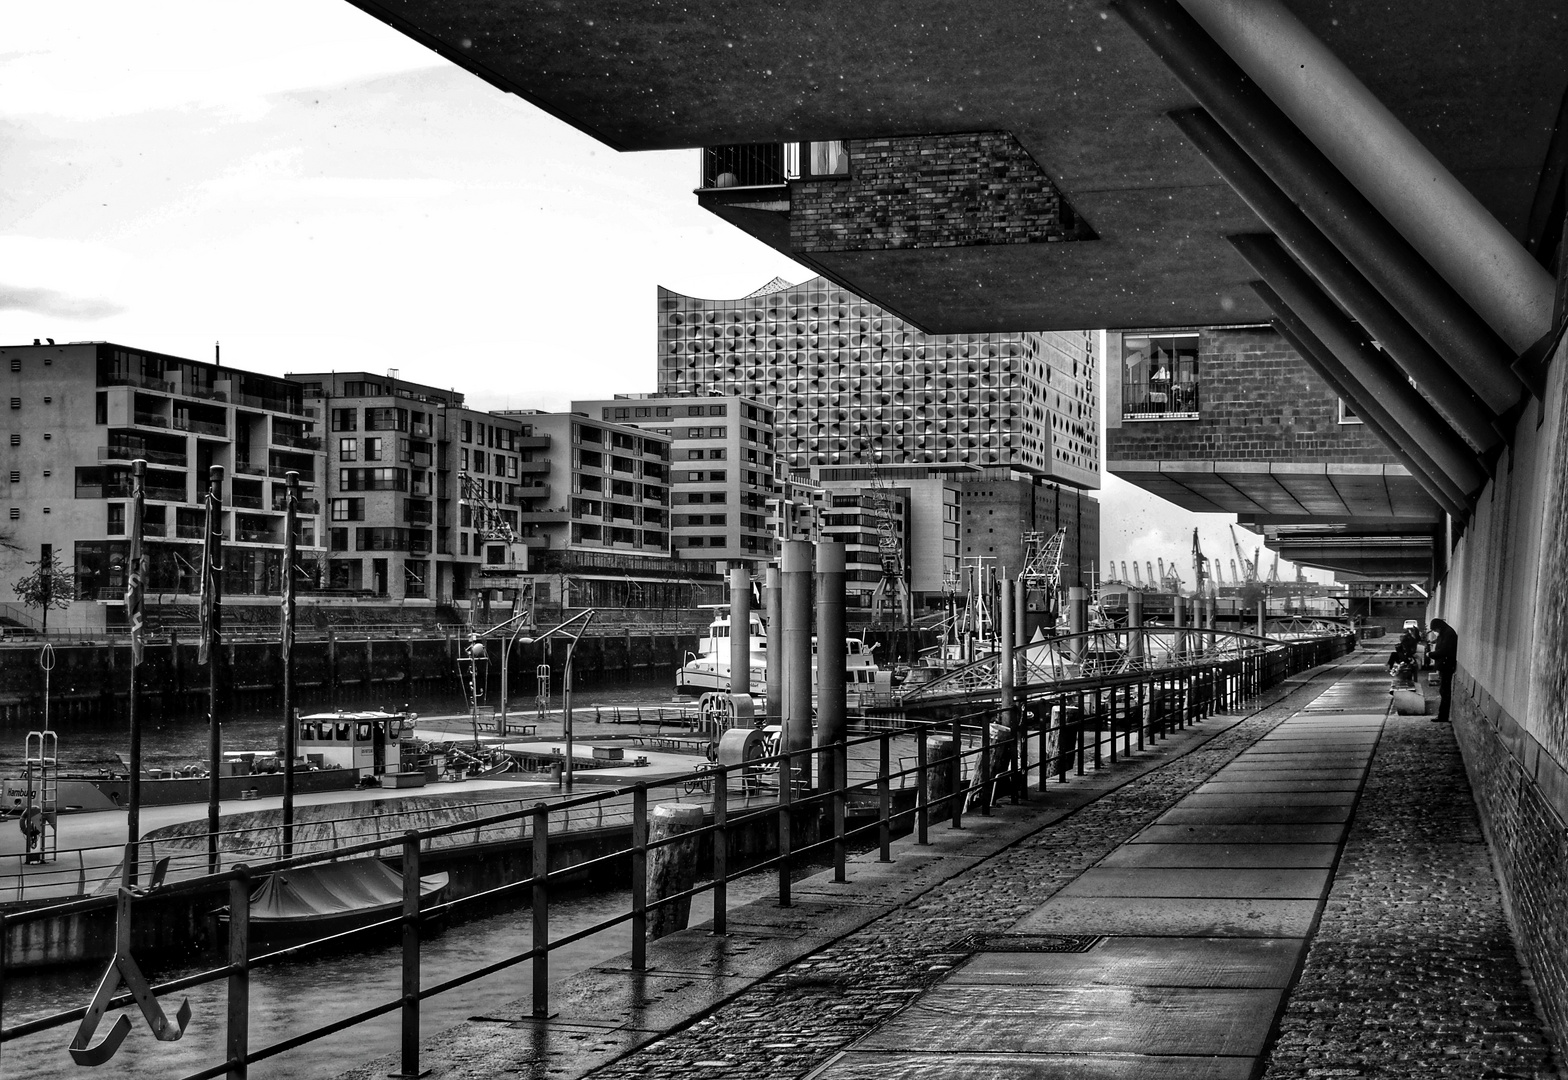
[1106,460,1441,520]
[345,0,1568,334]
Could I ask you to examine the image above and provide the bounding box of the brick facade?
[789,132,1087,253]
[959,476,1100,587]
[1451,669,1568,1047]
[1106,326,1400,465]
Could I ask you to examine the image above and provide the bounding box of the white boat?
[676,610,893,703]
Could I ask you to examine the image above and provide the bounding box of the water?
[0,670,687,775]
[2,870,784,1079]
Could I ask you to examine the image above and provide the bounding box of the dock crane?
[858,452,911,627]
[1266,552,1281,585]
[459,471,529,622]
[1229,524,1260,583]
[1019,527,1066,636]
[1191,528,1211,598]
[1131,563,1144,589]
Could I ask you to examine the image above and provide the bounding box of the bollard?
[647,804,705,940]
[227,867,251,1079]
[878,734,892,862]
[712,766,729,936]
[916,727,930,844]
[631,786,648,969]
[399,833,421,1077]
[777,746,793,907]
[531,804,550,1018]
[925,735,958,827]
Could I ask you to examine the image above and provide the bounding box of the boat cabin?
[295,711,414,777]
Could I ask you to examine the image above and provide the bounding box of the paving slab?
[1011,896,1321,937]
[1175,791,1356,807]
[1132,822,1347,845]
[1057,866,1329,899]
[948,936,1302,988]
[1194,779,1361,793]
[853,984,1284,1057]
[1099,843,1339,869]
[1154,804,1350,825]
[810,1049,1255,1079]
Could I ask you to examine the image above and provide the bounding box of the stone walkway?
[343,654,1561,1079]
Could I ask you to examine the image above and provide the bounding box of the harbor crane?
[1229,524,1260,583]
[859,453,911,627]
[459,471,529,623]
[1191,528,1211,598]
[1019,527,1067,634]
[1267,552,1281,584]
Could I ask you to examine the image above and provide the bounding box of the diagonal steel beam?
[1267,312,1468,521]
[1167,107,1503,453]
[1110,0,1527,415]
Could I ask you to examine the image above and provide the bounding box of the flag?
[125,466,146,667]
[198,491,220,667]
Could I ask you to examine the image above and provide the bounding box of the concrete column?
[815,541,846,792]
[728,567,751,698]
[765,566,781,723]
[1014,577,1028,647]
[925,735,958,824]
[1127,589,1144,663]
[1068,587,1088,637]
[780,541,813,787]
[1256,600,1267,637]
[998,574,1015,727]
[1173,594,1187,660]
[1179,0,1554,353]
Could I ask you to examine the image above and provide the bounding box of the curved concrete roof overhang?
[343,0,1568,334]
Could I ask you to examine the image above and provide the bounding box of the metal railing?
[0,634,1344,1079]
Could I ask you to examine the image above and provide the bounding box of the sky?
[0,2,1319,584]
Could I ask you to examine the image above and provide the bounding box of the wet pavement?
[339,654,1561,1080]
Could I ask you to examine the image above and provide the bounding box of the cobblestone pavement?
[580,675,1347,1080]
[1262,712,1561,1080]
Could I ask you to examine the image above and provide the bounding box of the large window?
[1121,332,1200,421]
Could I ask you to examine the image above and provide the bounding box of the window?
[460,419,472,443]
[1121,332,1200,420]
[107,504,125,535]
[709,426,726,438]
[1338,399,1363,425]
[708,471,726,482]
[365,437,383,461]
[686,427,705,438]
[331,408,357,432]
[329,528,349,551]
[687,405,706,417]
[338,437,357,462]
[687,471,703,482]
[330,498,365,522]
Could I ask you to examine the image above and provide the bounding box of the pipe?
[1167,107,1503,450]
[728,567,751,699]
[1178,0,1555,353]
[1229,234,1488,496]
[815,541,846,791]
[1265,307,1471,519]
[765,567,781,723]
[1110,0,1526,413]
[780,541,813,787]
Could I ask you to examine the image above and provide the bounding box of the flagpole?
[203,465,225,874]
[282,470,298,859]
[125,459,147,887]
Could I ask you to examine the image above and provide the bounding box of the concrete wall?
[1435,334,1568,1042]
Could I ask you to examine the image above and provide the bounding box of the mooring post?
[227,866,251,1080]
[647,803,705,939]
[916,727,930,844]
[531,804,550,1018]
[399,832,421,1078]
[712,765,729,936]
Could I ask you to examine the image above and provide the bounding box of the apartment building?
[1,341,325,630]
[571,394,775,569]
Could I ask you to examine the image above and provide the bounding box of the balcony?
[270,494,320,513]
[100,373,176,394]
[238,393,304,416]
[132,411,170,429]
[517,460,550,475]
[516,434,550,450]
[269,465,315,481]
[411,423,432,438]
[271,431,321,451]
[231,493,265,510]
[99,445,188,468]
[232,460,266,477]
[699,143,786,189]
[175,417,228,437]
[518,509,570,524]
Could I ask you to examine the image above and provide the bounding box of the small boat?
[221,856,449,949]
[676,610,893,703]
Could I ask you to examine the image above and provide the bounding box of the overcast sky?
[2,1,1316,583]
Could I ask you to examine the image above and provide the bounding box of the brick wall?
[1452,668,1568,1046]
[958,478,1100,586]
[790,132,1085,253]
[1107,326,1399,464]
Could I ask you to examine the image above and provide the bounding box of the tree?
[13,554,76,634]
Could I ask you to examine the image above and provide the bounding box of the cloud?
[0,283,124,319]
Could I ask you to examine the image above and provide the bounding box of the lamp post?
[518,609,596,791]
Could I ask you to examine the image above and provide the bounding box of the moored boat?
[676,610,893,702]
[220,856,449,949]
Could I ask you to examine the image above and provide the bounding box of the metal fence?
[0,633,1343,1079]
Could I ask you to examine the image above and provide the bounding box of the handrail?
[0,634,1346,1079]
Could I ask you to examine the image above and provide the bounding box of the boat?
[220,856,449,949]
[676,610,893,703]
[3,710,423,813]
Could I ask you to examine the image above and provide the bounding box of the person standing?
[1428,617,1458,723]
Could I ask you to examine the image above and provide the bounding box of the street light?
[469,607,536,737]
[517,609,596,790]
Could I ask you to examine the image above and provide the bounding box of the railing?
[270,432,321,451]
[230,494,265,510]
[268,465,315,481]
[100,374,176,394]
[0,632,1346,1079]
[132,412,169,428]
[700,143,787,188]
[175,417,228,437]
[98,445,188,467]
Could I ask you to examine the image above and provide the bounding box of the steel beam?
[1262,300,1471,519]
[1168,107,1502,451]
[1111,0,1527,414]
[1231,235,1487,497]
[1179,0,1555,353]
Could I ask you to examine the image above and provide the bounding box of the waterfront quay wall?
[0,627,699,727]
[3,789,826,970]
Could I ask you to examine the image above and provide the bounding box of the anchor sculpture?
[69,863,190,1066]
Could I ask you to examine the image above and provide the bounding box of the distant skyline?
[0,2,1321,582]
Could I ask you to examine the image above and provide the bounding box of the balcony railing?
[175,417,228,437]
[132,412,169,429]
[100,373,176,394]
[700,143,787,189]
[99,445,188,467]
[231,494,265,510]
[232,460,265,477]
[271,432,321,451]
[269,465,315,481]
